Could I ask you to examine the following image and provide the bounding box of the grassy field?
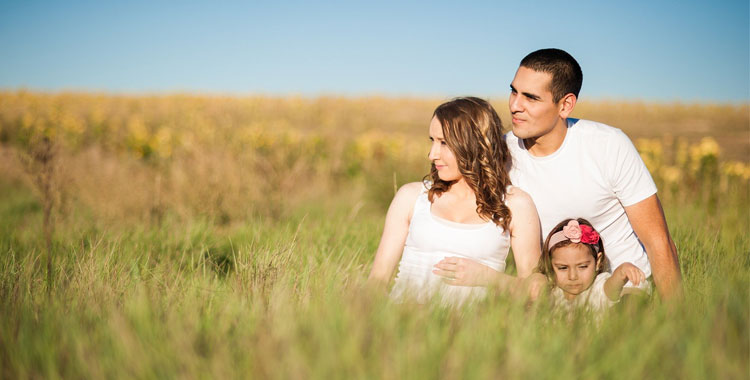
[0,91,748,379]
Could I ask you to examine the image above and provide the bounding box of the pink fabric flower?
[562,220,582,243]
[580,224,600,245]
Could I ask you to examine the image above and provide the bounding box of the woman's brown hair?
[426,97,513,230]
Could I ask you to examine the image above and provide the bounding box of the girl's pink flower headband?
[548,220,600,252]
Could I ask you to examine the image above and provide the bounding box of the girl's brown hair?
[537,218,609,284]
[426,97,513,230]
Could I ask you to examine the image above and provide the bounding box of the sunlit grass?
[0,182,746,378]
[0,92,748,378]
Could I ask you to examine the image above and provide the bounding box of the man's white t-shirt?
[506,118,657,279]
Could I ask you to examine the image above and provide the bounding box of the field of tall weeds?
[0,91,747,378]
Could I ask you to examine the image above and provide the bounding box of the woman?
[367,97,542,305]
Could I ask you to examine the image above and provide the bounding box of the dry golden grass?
[2,91,746,155]
[0,90,747,225]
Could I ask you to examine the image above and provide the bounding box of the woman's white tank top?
[390,185,511,306]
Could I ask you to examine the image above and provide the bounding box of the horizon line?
[1,87,748,106]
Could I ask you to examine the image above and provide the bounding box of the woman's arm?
[367,182,423,288]
[505,187,542,278]
[603,263,646,301]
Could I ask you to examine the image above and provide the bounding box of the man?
[506,48,682,299]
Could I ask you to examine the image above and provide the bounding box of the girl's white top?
[552,272,618,313]
[389,184,511,306]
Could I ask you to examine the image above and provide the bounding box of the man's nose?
[509,94,522,114]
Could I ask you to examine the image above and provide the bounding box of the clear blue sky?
[1,0,748,102]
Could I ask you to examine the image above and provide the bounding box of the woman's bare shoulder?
[394,182,427,202]
[504,186,535,209]
[505,186,541,252]
[386,182,427,221]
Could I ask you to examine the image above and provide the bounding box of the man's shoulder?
[568,118,633,148]
[569,118,626,138]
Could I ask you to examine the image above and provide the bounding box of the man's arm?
[624,194,683,300]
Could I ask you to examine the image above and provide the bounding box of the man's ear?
[558,93,577,119]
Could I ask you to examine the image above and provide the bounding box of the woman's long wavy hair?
[425,97,513,230]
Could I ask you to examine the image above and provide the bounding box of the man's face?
[509,66,563,140]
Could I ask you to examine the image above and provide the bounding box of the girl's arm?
[367,182,423,288]
[603,263,646,301]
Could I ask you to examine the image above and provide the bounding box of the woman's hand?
[612,262,646,286]
[522,272,549,301]
[432,257,497,287]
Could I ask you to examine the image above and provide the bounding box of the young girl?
[367,97,542,306]
[535,218,646,312]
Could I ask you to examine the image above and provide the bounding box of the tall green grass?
[0,175,747,379]
[0,92,747,378]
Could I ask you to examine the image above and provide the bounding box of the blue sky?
[1,0,748,102]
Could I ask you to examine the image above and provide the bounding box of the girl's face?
[428,117,461,182]
[551,244,597,300]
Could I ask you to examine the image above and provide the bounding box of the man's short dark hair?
[520,48,583,103]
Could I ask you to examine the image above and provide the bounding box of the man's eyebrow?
[522,91,542,101]
[509,84,542,101]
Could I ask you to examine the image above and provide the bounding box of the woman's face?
[428,117,461,182]
[551,244,597,300]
